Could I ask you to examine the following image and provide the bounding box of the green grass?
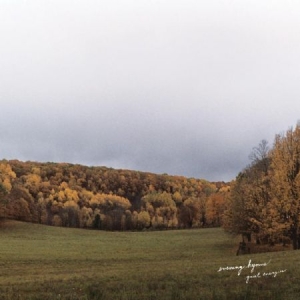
[0,220,299,299]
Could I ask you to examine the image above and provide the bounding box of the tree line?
[224,123,300,250]
[0,160,229,230]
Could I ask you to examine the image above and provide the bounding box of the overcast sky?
[1,0,300,181]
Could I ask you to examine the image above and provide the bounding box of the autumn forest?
[1,123,300,253]
[0,160,229,231]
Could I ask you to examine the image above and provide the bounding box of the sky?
[1,0,300,182]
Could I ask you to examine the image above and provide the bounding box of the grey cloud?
[1,0,300,181]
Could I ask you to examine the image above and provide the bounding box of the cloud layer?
[1,0,300,181]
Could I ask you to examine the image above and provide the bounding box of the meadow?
[0,220,298,299]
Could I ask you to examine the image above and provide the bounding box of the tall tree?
[270,124,300,249]
[223,140,271,243]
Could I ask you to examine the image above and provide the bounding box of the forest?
[224,123,300,250]
[2,123,300,252]
[0,160,229,231]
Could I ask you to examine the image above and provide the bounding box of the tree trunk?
[291,225,299,250]
[292,237,298,250]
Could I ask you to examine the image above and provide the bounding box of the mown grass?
[0,220,299,299]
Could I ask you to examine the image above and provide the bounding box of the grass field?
[0,220,299,299]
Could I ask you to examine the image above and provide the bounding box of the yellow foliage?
[60,182,68,189]
[64,200,78,208]
[0,163,16,192]
[58,191,66,202]
[25,174,41,187]
[137,211,151,228]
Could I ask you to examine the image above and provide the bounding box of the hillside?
[0,160,230,230]
[0,220,297,299]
